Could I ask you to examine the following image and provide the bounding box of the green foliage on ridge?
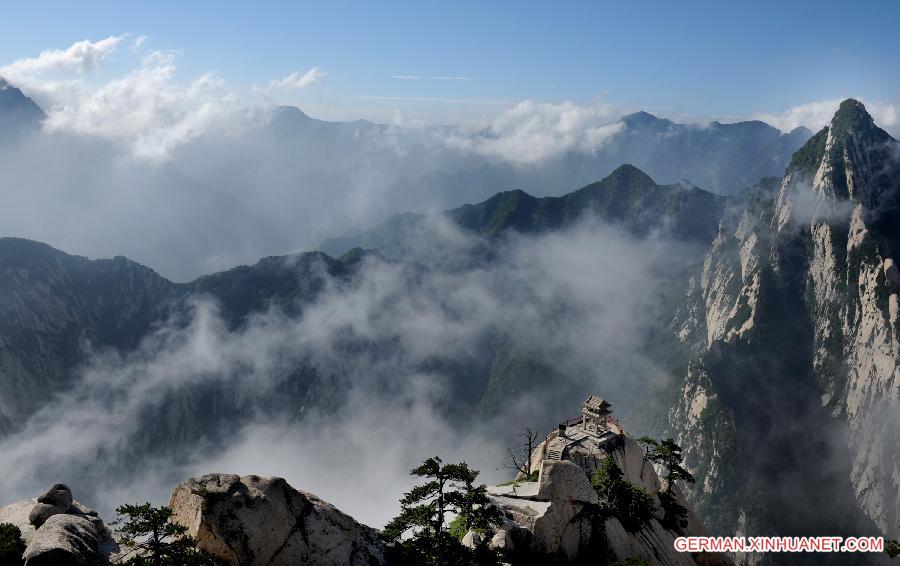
[0,523,25,566]
[590,458,655,533]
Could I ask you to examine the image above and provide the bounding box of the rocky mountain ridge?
[660,99,900,547]
[321,164,729,260]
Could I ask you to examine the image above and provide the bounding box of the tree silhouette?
[384,457,501,565]
[112,503,220,565]
[503,427,539,479]
[0,523,26,566]
[639,438,694,493]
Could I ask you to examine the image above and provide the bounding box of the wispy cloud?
[132,35,148,52]
[342,94,509,105]
[391,75,420,80]
[0,35,123,76]
[444,99,625,163]
[265,67,327,90]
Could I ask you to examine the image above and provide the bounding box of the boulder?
[529,497,592,559]
[29,484,74,528]
[489,529,514,552]
[36,484,73,509]
[0,485,118,564]
[22,514,100,566]
[28,503,69,529]
[169,473,386,566]
[536,460,597,504]
[461,529,484,549]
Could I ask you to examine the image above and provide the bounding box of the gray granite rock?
[169,473,386,566]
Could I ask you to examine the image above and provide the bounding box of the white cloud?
[0,37,262,160]
[391,75,420,80]
[753,98,899,133]
[132,35,148,51]
[265,67,327,90]
[0,35,123,77]
[444,99,625,163]
[40,50,249,160]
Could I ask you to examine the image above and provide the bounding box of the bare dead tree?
[503,426,539,477]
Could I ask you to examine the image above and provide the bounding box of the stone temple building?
[483,394,713,564]
[538,395,624,471]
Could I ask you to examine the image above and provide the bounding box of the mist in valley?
[0,214,698,527]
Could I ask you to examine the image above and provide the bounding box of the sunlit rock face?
[168,473,386,566]
[665,99,900,540]
[0,483,119,565]
[487,403,721,566]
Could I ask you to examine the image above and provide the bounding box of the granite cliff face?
[0,238,379,449]
[169,474,386,566]
[665,100,900,541]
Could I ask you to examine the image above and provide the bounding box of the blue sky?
[1,0,899,125]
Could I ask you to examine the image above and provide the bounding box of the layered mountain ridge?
[0,74,811,283]
[0,160,720,439]
[322,164,729,259]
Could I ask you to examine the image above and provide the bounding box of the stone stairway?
[546,438,567,460]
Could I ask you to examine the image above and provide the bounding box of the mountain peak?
[0,75,45,137]
[621,110,671,128]
[606,163,657,186]
[623,110,658,121]
[830,98,877,139]
[788,99,893,178]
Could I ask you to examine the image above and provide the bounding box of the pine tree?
[384,457,501,565]
[0,523,26,566]
[639,437,695,531]
[112,503,221,565]
[638,438,694,493]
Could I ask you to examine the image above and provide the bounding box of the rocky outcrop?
[23,514,101,566]
[168,473,386,566]
[28,483,75,528]
[488,418,723,565]
[0,484,117,565]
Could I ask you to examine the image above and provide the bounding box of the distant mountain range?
[321,164,736,259]
[0,75,811,280]
[0,160,721,433]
